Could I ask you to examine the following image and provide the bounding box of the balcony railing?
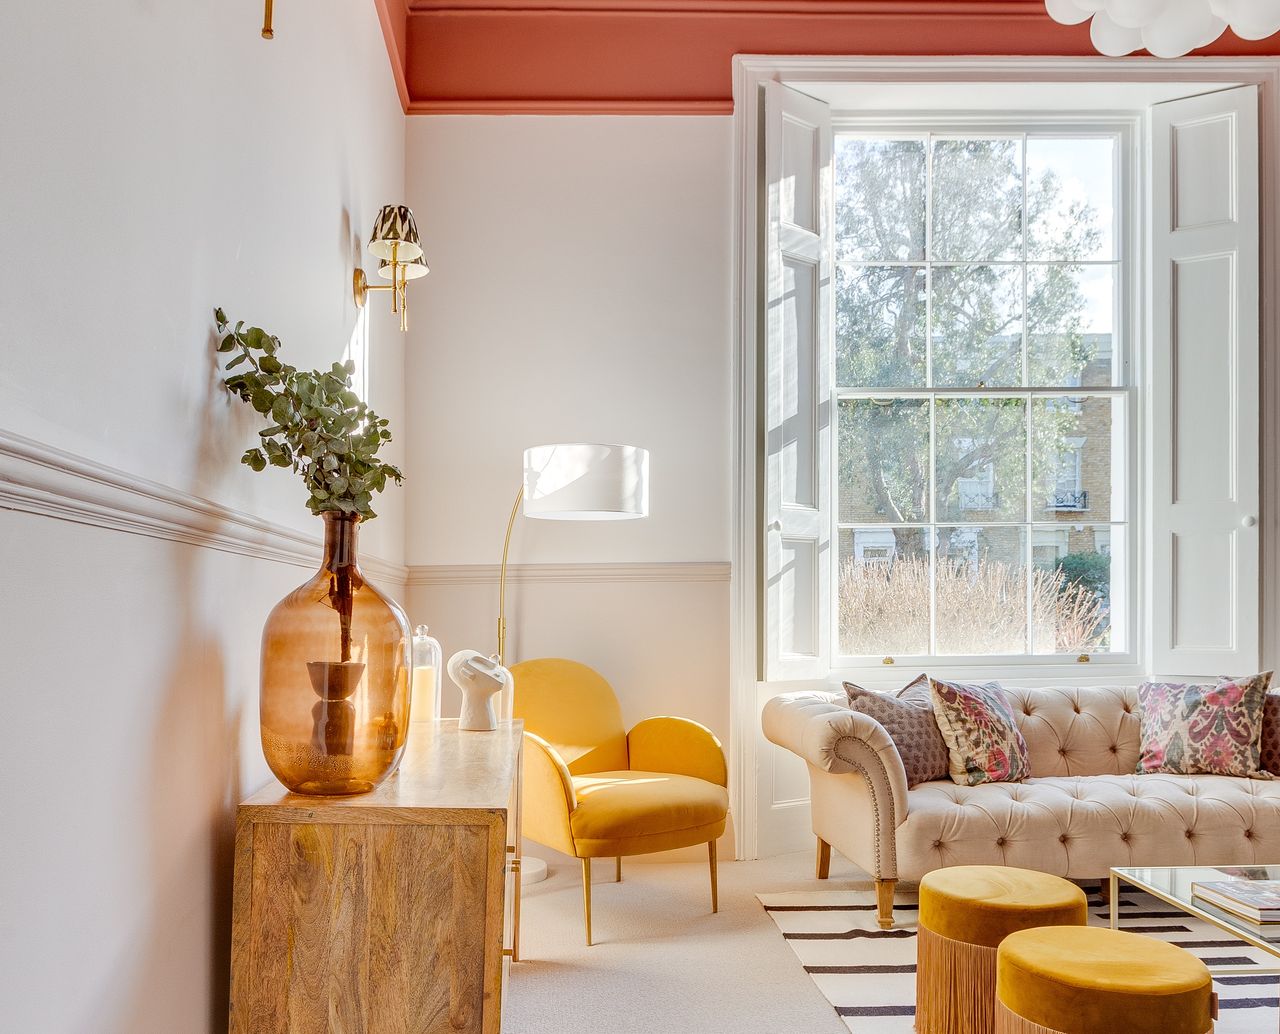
[1048,490,1089,511]
[957,489,999,511]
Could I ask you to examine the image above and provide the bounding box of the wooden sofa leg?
[816,837,831,880]
[1098,878,1111,905]
[875,879,896,930]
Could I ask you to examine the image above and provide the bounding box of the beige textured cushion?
[844,674,949,787]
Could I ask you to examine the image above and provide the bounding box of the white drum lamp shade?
[522,443,649,521]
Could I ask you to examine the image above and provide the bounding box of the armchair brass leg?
[816,836,831,880]
[708,839,719,914]
[615,856,622,882]
[581,858,593,946]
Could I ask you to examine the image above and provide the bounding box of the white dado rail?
[0,426,407,584]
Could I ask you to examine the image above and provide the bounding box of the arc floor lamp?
[497,442,650,665]
[497,442,648,887]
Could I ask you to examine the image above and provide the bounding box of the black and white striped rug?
[758,884,1280,1033]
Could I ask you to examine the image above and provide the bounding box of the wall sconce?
[352,205,428,333]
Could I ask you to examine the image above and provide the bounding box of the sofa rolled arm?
[628,716,728,787]
[521,732,578,856]
[762,692,910,827]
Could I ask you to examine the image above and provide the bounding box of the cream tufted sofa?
[763,685,1280,929]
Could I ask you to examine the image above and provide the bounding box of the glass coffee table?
[1110,865,1280,971]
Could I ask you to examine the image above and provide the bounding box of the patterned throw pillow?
[929,678,1030,786]
[1136,673,1274,777]
[844,674,950,787]
[1259,694,1280,777]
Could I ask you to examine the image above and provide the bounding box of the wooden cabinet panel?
[229,721,521,1034]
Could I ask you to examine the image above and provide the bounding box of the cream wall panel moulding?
[406,562,731,587]
[0,428,408,585]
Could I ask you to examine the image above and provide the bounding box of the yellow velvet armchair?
[510,658,729,945]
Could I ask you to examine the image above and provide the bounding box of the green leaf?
[329,475,348,494]
[270,396,293,425]
[250,389,274,414]
[259,355,282,374]
[225,353,247,369]
[245,327,267,350]
[214,307,228,327]
[258,425,283,437]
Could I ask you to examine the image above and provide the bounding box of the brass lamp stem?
[497,485,524,666]
[262,0,274,38]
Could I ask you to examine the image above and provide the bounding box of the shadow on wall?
[113,329,249,1033]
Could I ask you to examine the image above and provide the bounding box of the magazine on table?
[1191,877,1280,923]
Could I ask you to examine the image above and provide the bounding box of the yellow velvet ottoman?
[916,865,1087,1034]
[995,926,1216,1034]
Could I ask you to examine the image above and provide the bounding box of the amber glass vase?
[260,512,411,795]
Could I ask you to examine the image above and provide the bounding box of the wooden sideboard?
[229,719,523,1034]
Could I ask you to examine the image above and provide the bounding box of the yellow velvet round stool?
[916,865,1088,1034]
[995,926,1216,1034]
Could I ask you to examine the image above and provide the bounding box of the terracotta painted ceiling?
[373,0,1280,113]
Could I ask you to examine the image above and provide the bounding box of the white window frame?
[730,56,1280,862]
[829,114,1138,674]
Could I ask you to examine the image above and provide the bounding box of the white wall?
[403,117,733,568]
[0,1,406,1031]
[402,116,735,855]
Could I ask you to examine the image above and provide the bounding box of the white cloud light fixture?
[1046,0,1280,57]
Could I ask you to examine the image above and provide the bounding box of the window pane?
[931,138,1022,261]
[935,526,1027,654]
[935,398,1026,522]
[836,137,926,262]
[839,527,931,655]
[1027,136,1115,261]
[839,399,930,523]
[1031,396,1123,523]
[931,265,1023,387]
[1027,264,1115,387]
[1031,524,1119,654]
[837,265,927,387]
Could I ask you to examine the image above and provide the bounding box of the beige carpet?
[505,848,852,1034]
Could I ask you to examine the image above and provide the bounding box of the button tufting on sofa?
[762,685,1280,896]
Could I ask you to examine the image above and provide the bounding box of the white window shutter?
[1150,85,1260,677]
[762,82,833,681]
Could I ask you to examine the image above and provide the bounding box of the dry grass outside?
[839,556,1107,657]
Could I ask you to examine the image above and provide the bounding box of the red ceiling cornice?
[373,0,1280,114]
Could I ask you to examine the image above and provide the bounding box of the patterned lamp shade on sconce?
[367,205,423,262]
[354,204,427,332]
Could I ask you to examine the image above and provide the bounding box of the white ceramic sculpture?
[448,650,514,732]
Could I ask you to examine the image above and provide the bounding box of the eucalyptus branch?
[214,308,403,521]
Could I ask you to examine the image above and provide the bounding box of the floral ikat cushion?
[1136,673,1274,778]
[844,674,950,787]
[929,678,1030,786]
